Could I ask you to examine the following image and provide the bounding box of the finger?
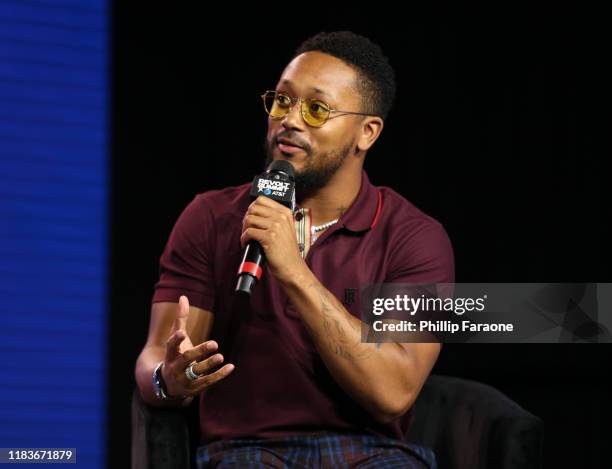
[242,214,274,231]
[240,227,268,249]
[246,200,295,231]
[166,329,185,361]
[245,203,276,221]
[191,353,225,375]
[191,363,235,392]
[248,200,290,218]
[253,197,294,220]
[181,340,218,364]
[254,195,287,210]
[173,295,190,333]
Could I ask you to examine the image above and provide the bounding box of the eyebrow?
[280,79,332,99]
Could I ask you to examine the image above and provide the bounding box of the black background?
[111,5,611,467]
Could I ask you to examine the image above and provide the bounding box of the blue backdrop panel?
[0,0,108,466]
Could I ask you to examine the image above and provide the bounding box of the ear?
[356,116,384,152]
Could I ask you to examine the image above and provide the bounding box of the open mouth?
[277,141,304,155]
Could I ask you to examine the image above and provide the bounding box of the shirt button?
[295,212,303,221]
[298,243,304,252]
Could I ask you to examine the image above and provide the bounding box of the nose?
[281,99,305,131]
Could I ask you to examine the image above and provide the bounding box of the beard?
[263,137,353,199]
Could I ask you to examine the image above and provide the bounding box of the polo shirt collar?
[340,170,382,233]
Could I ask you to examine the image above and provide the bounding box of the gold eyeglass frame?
[261,90,379,128]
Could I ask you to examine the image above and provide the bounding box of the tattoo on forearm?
[308,282,381,361]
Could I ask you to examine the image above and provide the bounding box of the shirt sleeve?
[151,194,216,312]
[386,219,455,284]
[378,219,455,323]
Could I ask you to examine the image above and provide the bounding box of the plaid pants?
[196,433,436,469]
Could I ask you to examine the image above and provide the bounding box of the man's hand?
[161,295,234,398]
[240,196,308,284]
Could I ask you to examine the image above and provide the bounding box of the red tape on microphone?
[238,261,263,280]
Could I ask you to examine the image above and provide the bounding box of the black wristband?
[152,361,185,401]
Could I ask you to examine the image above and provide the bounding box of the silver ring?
[185,361,201,381]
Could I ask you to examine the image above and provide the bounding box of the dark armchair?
[406,375,543,469]
[131,375,543,469]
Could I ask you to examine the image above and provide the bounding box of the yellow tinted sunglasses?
[261,90,377,128]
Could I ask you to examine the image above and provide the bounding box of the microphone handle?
[236,240,265,296]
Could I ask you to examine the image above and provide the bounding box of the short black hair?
[293,31,396,120]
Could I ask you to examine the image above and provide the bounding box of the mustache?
[274,131,311,153]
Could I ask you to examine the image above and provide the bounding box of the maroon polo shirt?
[152,170,455,443]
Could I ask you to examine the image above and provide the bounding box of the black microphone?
[235,160,296,296]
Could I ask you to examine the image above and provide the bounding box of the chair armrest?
[131,388,191,469]
[407,375,544,469]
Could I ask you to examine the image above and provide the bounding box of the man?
[135,31,454,468]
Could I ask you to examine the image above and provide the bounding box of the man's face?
[264,51,363,193]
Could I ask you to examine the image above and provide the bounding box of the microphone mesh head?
[266,160,295,179]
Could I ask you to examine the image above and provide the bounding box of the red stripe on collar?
[370,191,383,229]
